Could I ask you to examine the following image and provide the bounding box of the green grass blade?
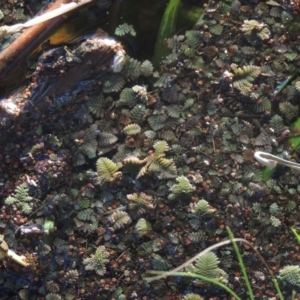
[146,270,242,300]
[227,227,255,300]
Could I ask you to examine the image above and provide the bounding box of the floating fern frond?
[127,192,154,215]
[184,294,203,300]
[185,56,204,69]
[130,104,147,124]
[154,73,177,88]
[132,85,148,101]
[158,130,177,141]
[152,157,177,179]
[210,24,223,36]
[144,130,156,139]
[269,115,287,135]
[152,254,171,271]
[277,265,300,288]
[185,30,202,48]
[294,81,300,93]
[148,114,167,131]
[4,183,33,214]
[192,199,216,216]
[115,23,136,36]
[120,88,137,107]
[188,231,206,243]
[123,124,141,136]
[135,218,152,237]
[231,63,261,95]
[103,74,126,93]
[123,58,141,81]
[270,215,281,227]
[279,102,298,121]
[108,211,131,230]
[64,270,79,284]
[77,208,94,221]
[140,60,154,77]
[46,294,62,300]
[98,132,117,148]
[253,97,271,113]
[153,140,169,155]
[83,246,109,275]
[187,251,228,284]
[96,157,122,185]
[168,176,195,201]
[241,20,270,40]
[87,94,106,118]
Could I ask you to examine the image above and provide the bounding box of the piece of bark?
[0,0,96,87]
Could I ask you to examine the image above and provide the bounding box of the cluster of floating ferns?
[3,0,300,297]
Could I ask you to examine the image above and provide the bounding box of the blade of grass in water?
[153,0,181,69]
[227,227,255,300]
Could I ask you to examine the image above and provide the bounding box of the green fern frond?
[241,46,256,55]
[87,94,106,118]
[140,60,154,77]
[103,74,126,93]
[144,130,156,139]
[188,231,206,243]
[123,58,141,81]
[115,23,136,36]
[83,246,109,276]
[210,24,223,36]
[108,211,131,230]
[98,132,118,147]
[253,97,271,113]
[269,203,279,215]
[127,192,154,215]
[135,218,152,237]
[269,115,287,135]
[168,176,195,201]
[96,157,122,185]
[285,52,298,61]
[46,294,62,300]
[73,152,86,166]
[130,104,147,124]
[131,85,148,101]
[279,102,298,121]
[78,198,90,209]
[4,183,33,214]
[154,73,177,88]
[152,254,171,271]
[185,56,204,69]
[77,208,94,221]
[231,63,261,95]
[294,81,300,92]
[123,124,141,136]
[158,130,177,141]
[241,20,270,40]
[153,140,169,155]
[118,88,138,107]
[278,265,300,288]
[192,199,216,216]
[148,114,167,131]
[184,294,203,300]
[187,251,228,284]
[154,157,177,179]
[270,215,281,227]
[185,30,202,48]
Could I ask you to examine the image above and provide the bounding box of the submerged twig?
[0,0,94,36]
